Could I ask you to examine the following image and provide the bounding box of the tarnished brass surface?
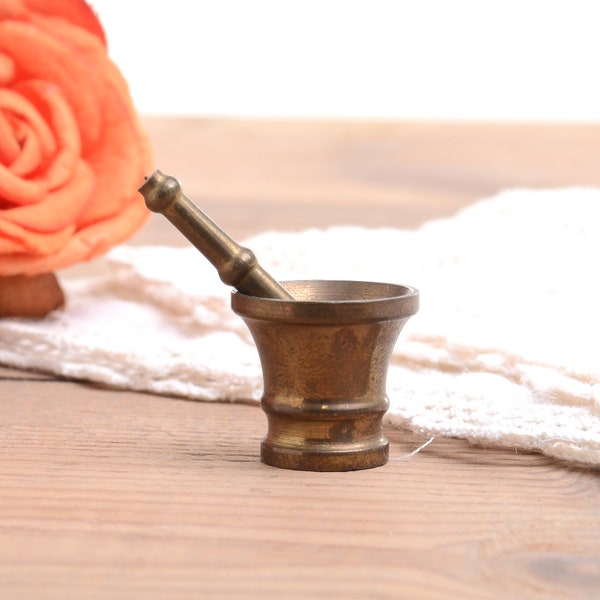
[139,170,293,300]
[138,169,419,471]
[232,280,419,471]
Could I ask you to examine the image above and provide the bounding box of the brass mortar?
[140,170,419,471]
[233,280,419,471]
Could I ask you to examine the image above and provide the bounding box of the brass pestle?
[139,170,293,300]
[139,170,419,472]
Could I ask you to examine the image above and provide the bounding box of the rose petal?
[2,159,94,232]
[0,86,56,163]
[0,180,148,276]
[77,90,145,226]
[0,162,45,204]
[78,190,149,259]
[0,235,27,253]
[0,1,27,20]
[0,20,103,149]
[7,119,42,176]
[14,80,81,190]
[26,12,142,141]
[0,232,88,274]
[0,109,20,163]
[0,51,15,84]
[0,217,74,254]
[23,0,106,46]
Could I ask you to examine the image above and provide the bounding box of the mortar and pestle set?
[140,170,419,472]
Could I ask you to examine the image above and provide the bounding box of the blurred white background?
[92,0,600,121]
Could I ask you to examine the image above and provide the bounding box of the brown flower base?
[0,273,65,319]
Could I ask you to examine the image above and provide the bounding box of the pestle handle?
[139,170,294,300]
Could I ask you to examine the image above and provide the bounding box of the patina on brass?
[139,170,293,300]
[232,280,419,471]
[138,170,419,471]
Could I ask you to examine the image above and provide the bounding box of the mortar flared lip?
[231,279,419,323]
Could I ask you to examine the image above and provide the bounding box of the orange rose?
[0,0,152,276]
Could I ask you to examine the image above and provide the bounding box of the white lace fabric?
[1,189,598,466]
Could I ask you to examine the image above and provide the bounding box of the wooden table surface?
[2,119,600,599]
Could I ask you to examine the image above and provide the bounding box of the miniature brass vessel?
[233,280,419,471]
[140,170,419,471]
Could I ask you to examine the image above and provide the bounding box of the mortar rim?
[231,279,419,323]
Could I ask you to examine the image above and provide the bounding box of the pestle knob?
[139,170,294,300]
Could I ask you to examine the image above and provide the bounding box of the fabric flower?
[0,0,152,276]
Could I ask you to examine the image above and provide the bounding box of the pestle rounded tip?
[138,169,182,213]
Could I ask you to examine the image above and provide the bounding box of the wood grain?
[2,380,599,599]
[134,118,600,241]
[2,119,600,599]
